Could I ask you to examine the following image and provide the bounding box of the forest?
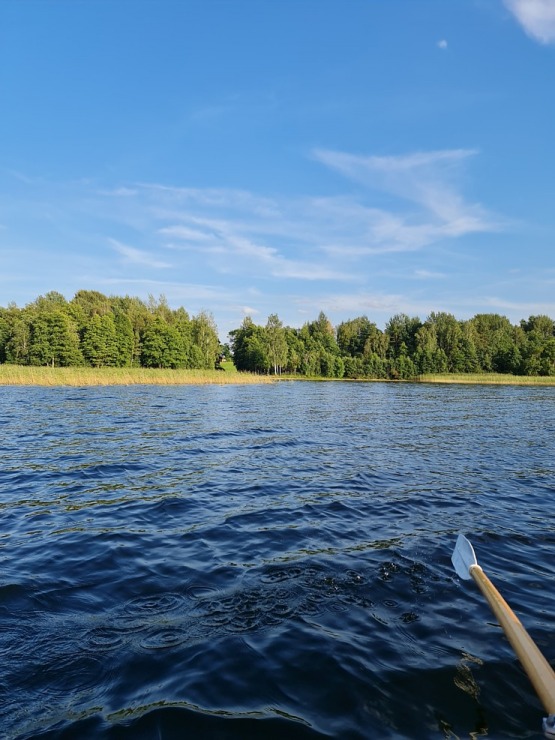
[230,311,555,379]
[0,291,220,371]
[1,290,555,379]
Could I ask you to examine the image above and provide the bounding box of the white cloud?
[98,148,498,290]
[109,239,172,269]
[312,147,500,244]
[143,193,358,282]
[1,149,502,330]
[504,0,555,44]
[483,296,555,313]
[437,39,448,49]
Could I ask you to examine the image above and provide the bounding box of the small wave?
[83,625,128,651]
[138,627,188,650]
[122,592,186,616]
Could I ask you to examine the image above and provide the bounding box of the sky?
[1,0,555,340]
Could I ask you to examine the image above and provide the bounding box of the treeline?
[0,291,220,369]
[2,292,555,379]
[230,311,555,379]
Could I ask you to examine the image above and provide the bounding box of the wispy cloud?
[312,147,500,246]
[102,277,229,304]
[97,148,499,278]
[1,148,504,330]
[148,190,358,281]
[295,291,435,321]
[482,296,555,314]
[109,238,172,269]
[241,305,259,316]
[437,39,448,50]
[504,0,555,44]
[159,225,215,242]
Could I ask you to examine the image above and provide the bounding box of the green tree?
[343,355,364,378]
[425,312,463,369]
[140,318,187,368]
[521,315,554,339]
[319,349,336,377]
[113,311,135,367]
[191,311,220,369]
[0,304,32,365]
[172,308,193,368]
[113,295,151,365]
[31,291,69,314]
[389,342,417,379]
[265,314,288,374]
[337,316,372,356]
[385,314,421,359]
[284,328,304,374]
[5,315,32,365]
[69,290,113,333]
[363,352,388,378]
[29,311,83,367]
[520,315,555,376]
[81,314,118,367]
[245,330,270,373]
[540,339,555,375]
[230,317,255,371]
[306,311,338,354]
[469,314,516,372]
[0,311,9,363]
[147,293,174,323]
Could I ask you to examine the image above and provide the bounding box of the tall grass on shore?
[417,372,555,385]
[0,365,275,386]
[4,365,553,387]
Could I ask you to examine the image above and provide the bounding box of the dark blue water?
[1,382,554,739]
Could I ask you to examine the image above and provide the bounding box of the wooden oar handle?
[469,564,555,716]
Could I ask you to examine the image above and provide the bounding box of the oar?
[451,534,555,738]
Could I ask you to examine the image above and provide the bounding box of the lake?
[1,381,554,738]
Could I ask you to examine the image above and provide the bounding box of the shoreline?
[415,372,555,386]
[0,365,275,386]
[1,366,554,387]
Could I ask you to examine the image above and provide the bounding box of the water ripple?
[1,383,554,739]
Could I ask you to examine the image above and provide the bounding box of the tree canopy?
[0,292,220,370]
[229,310,555,379]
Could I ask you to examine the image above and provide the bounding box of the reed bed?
[0,365,275,386]
[417,372,555,386]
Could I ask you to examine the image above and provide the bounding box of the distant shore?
[1,365,554,387]
[416,372,555,386]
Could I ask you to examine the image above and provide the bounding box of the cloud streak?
[312,147,500,246]
[147,145,500,270]
[110,239,172,269]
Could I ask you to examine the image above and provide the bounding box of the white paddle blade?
[451,534,478,580]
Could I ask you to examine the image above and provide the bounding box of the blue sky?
[1,0,555,340]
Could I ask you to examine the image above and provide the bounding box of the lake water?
[1,381,554,739]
